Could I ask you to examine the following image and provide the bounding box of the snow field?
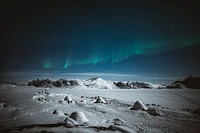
[0,84,200,132]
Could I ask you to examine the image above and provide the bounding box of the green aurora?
[43,38,200,69]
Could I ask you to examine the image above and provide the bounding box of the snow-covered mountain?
[166,75,200,89]
[23,77,164,89]
[172,75,200,89]
[83,77,115,89]
[113,81,163,89]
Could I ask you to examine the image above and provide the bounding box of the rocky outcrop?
[24,77,164,89]
[172,75,200,89]
[114,81,154,89]
[94,96,106,103]
[166,83,186,89]
[113,82,127,89]
[27,79,52,88]
[27,79,80,88]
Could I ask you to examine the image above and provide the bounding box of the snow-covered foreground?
[0,84,200,133]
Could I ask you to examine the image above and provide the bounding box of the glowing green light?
[64,57,71,69]
[135,49,143,54]
[43,61,51,69]
[64,63,68,69]
[42,38,200,69]
[92,55,102,65]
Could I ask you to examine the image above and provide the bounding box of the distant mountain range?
[16,75,200,89]
[21,77,163,89]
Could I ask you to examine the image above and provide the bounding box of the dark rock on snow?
[27,79,79,88]
[114,82,127,89]
[172,75,200,89]
[114,81,152,89]
[27,79,52,88]
[166,83,186,89]
[192,108,200,115]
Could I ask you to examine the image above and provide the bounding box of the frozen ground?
[0,84,200,133]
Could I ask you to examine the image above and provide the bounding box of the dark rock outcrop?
[126,81,152,89]
[27,79,79,88]
[27,79,52,88]
[114,82,127,89]
[172,75,200,89]
[192,108,200,115]
[52,80,62,87]
[114,81,153,89]
[166,83,186,89]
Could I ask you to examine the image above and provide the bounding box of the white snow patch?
[83,77,116,89]
[131,101,148,110]
[68,111,89,124]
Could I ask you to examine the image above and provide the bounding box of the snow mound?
[83,77,115,89]
[94,96,106,103]
[68,111,89,124]
[64,95,73,103]
[32,95,50,103]
[146,108,160,116]
[131,101,148,110]
[64,117,78,125]
[52,109,65,117]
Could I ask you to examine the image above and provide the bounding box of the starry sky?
[1,0,200,80]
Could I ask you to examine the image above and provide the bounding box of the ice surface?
[0,84,200,133]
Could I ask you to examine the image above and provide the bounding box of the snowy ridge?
[114,81,164,89]
[83,77,115,89]
[22,77,165,89]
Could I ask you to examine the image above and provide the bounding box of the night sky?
[1,0,200,79]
